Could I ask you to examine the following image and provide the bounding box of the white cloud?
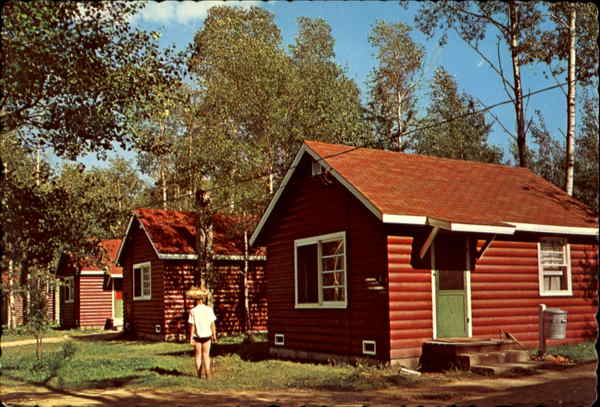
[133,1,262,25]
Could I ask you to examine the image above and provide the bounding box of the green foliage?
[522,110,566,188]
[366,20,424,150]
[186,6,368,212]
[574,93,599,213]
[1,1,182,159]
[55,157,148,238]
[543,341,597,362]
[408,1,546,168]
[411,67,503,163]
[525,3,598,86]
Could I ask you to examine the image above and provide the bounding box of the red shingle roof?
[304,140,597,229]
[132,208,264,258]
[79,239,123,277]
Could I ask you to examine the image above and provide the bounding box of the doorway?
[433,235,470,339]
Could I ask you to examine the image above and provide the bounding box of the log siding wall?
[122,219,268,341]
[122,220,163,339]
[472,239,598,347]
[386,235,433,361]
[262,156,389,361]
[79,275,112,327]
[385,233,597,363]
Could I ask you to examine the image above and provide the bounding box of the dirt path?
[2,362,596,407]
[2,332,121,348]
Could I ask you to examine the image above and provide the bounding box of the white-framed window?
[538,238,572,296]
[362,340,376,355]
[64,277,74,303]
[133,262,151,300]
[294,231,347,309]
[274,333,285,346]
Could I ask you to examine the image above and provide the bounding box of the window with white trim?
[538,238,572,296]
[64,277,74,303]
[294,231,347,308]
[133,262,151,300]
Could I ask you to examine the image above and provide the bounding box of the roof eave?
[506,222,599,236]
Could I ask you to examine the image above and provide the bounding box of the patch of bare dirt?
[1,362,596,407]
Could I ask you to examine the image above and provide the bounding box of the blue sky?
[72,0,575,170]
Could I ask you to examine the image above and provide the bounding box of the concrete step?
[457,349,530,368]
[471,360,552,376]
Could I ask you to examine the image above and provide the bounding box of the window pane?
[134,268,141,297]
[142,267,151,296]
[323,287,344,302]
[544,267,566,291]
[297,244,318,303]
[322,255,344,271]
[322,271,344,287]
[322,239,344,256]
[438,270,464,290]
[541,240,566,265]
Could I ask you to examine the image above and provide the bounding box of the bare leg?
[194,341,203,378]
[200,339,212,379]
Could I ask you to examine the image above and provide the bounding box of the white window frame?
[274,333,285,346]
[538,238,572,296]
[64,277,74,303]
[362,340,376,355]
[294,231,347,309]
[133,262,152,301]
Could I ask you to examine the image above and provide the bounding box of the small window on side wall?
[538,238,572,296]
[64,277,74,303]
[133,262,151,300]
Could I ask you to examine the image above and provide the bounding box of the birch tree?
[408,1,544,167]
[525,3,598,195]
[366,20,424,151]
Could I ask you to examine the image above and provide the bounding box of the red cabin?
[56,239,123,329]
[116,208,267,341]
[251,141,598,368]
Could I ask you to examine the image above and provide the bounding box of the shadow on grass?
[137,367,194,377]
[69,332,123,342]
[159,341,270,362]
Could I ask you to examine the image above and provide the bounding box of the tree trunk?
[509,2,528,168]
[396,87,404,151]
[243,231,250,334]
[160,164,167,210]
[8,259,16,329]
[565,4,576,196]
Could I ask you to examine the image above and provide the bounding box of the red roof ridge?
[303,139,533,172]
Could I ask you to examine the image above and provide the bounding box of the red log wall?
[261,155,389,361]
[79,275,112,327]
[121,220,164,339]
[472,239,598,347]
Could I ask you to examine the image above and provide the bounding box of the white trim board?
[507,222,598,236]
[80,270,105,276]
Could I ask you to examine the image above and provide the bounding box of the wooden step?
[470,360,555,376]
[457,349,530,368]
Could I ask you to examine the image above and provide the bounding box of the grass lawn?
[1,334,442,392]
[2,335,595,393]
[542,341,598,361]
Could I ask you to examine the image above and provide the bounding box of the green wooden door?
[436,269,467,338]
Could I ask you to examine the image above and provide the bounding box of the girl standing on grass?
[187,288,217,379]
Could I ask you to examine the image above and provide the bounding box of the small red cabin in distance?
[250,140,598,368]
[116,208,267,341]
[55,239,123,329]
